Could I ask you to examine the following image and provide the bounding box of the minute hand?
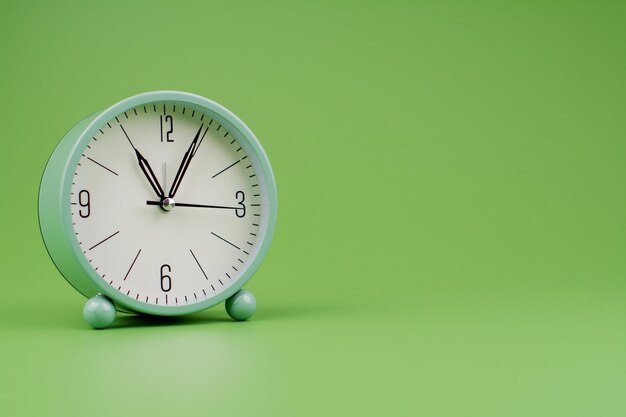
[168,124,207,198]
[146,201,239,210]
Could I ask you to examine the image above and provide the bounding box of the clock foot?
[225,289,256,321]
[83,294,116,329]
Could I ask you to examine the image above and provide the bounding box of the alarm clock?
[38,91,277,329]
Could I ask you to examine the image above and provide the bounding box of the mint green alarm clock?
[39,91,277,329]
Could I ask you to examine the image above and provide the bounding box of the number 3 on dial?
[236,191,246,218]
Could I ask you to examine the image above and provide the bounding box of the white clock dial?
[70,102,264,307]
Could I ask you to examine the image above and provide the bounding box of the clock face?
[70,102,265,307]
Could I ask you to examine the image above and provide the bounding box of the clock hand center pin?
[161,197,175,211]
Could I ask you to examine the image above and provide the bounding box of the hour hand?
[121,125,165,199]
[135,148,165,198]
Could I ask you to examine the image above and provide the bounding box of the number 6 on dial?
[39,91,278,329]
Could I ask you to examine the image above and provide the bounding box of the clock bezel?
[39,91,277,316]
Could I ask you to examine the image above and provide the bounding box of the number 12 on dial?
[39,91,277,329]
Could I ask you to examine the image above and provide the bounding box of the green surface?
[1,1,625,416]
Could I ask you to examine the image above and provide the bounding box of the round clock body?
[39,91,277,328]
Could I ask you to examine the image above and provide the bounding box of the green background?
[1,1,625,416]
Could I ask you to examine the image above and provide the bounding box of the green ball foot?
[83,294,116,329]
[225,289,256,321]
